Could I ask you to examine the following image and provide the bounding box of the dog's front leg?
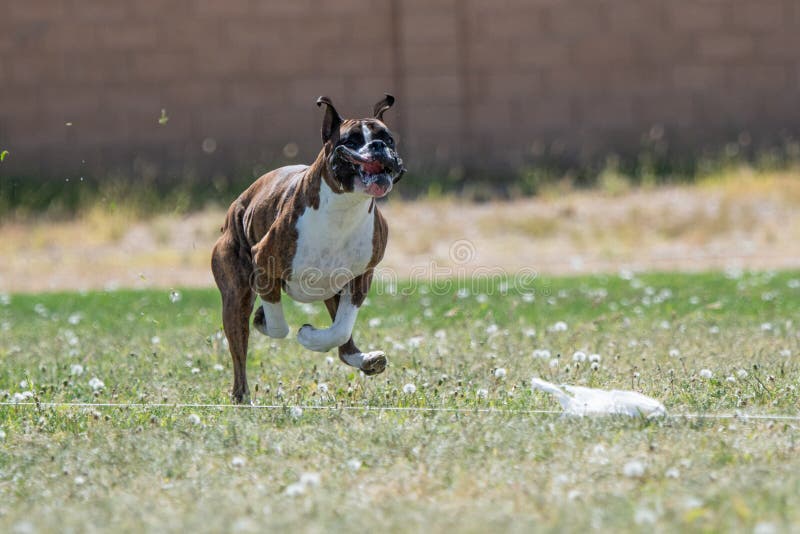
[318,274,386,376]
[297,288,358,352]
[253,297,290,338]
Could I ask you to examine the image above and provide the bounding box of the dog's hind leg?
[211,235,255,404]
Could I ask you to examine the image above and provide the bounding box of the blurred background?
[1,0,799,291]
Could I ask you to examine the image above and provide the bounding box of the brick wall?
[1,0,799,179]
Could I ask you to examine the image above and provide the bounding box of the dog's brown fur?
[211,100,396,403]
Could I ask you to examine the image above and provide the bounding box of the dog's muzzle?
[334,142,405,197]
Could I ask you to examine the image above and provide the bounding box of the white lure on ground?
[531,377,666,418]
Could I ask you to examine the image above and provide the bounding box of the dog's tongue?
[365,180,388,197]
[361,160,383,175]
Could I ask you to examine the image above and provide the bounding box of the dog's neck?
[306,149,375,214]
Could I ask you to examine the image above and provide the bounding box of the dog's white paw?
[297,324,337,352]
[340,350,387,376]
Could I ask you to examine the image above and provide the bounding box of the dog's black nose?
[366,140,387,152]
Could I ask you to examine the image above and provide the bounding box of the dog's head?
[316,94,405,198]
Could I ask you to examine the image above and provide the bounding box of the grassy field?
[1,271,799,532]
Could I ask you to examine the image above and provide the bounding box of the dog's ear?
[316,96,342,143]
[373,93,395,121]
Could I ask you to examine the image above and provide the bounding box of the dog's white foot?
[341,351,387,376]
[297,324,349,352]
[253,303,289,338]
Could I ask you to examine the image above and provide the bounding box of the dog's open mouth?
[336,146,393,197]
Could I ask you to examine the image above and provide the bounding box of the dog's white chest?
[285,183,374,302]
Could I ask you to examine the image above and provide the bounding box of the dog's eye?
[385,137,395,149]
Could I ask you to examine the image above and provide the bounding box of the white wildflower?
[533,349,551,359]
[88,377,105,391]
[191,367,200,374]
[213,363,225,371]
[548,321,568,332]
[485,324,499,335]
[151,336,161,345]
[346,458,362,471]
[736,369,748,379]
[699,369,713,379]
[317,383,329,394]
[665,467,680,479]
[591,362,600,371]
[188,413,201,425]
[669,348,680,358]
[726,376,736,383]
[476,388,488,399]
[407,336,424,348]
[169,291,182,303]
[325,356,335,365]
[780,349,791,358]
[74,476,86,486]
[68,313,83,325]
[572,351,586,362]
[494,367,507,379]
[231,456,246,468]
[402,383,417,395]
[623,460,646,478]
[290,406,303,419]
[634,507,657,525]
[524,328,536,338]
[70,364,84,376]
[300,472,321,487]
[368,317,382,328]
[588,353,601,363]
[549,358,559,369]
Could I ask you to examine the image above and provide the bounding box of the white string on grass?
[1,401,799,421]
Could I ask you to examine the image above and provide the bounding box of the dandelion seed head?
[188,413,201,425]
[290,406,303,419]
[476,388,488,399]
[699,369,713,379]
[736,369,748,379]
[402,383,417,394]
[494,367,507,379]
[572,351,586,362]
[623,460,646,478]
[231,456,246,468]
[70,364,84,376]
[88,377,104,391]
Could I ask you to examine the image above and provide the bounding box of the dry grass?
[1,171,800,292]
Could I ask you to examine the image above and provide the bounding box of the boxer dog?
[211,95,404,403]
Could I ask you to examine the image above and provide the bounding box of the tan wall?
[1,0,799,178]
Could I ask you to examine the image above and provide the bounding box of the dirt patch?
[2,173,799,292]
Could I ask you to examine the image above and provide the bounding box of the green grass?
[1,271,799,532]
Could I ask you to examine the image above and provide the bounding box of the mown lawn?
[0,271,798,532]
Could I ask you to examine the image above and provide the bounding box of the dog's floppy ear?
[373,93,395,121]
[316,96,342,143]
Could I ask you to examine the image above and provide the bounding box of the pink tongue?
[365,181,387,197]
[361,160,383,174]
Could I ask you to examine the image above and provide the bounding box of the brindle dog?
[211,95,404,403]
